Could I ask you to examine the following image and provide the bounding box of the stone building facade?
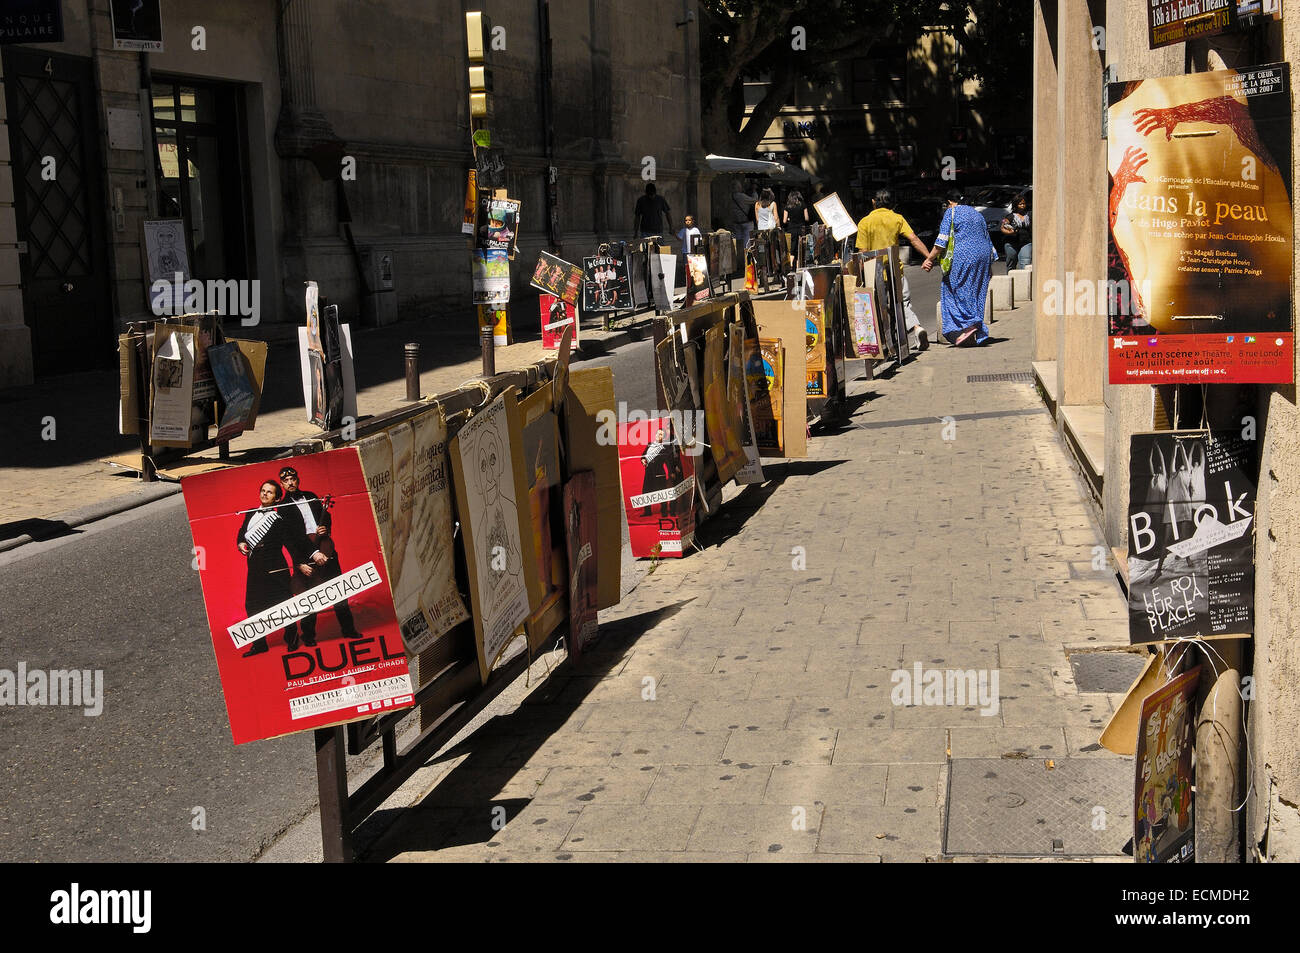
[0,0,709,386]
[1031,0,1299,861]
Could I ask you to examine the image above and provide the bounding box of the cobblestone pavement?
[365,301,1136,863]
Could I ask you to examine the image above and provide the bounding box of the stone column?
[1031,0,1059,364]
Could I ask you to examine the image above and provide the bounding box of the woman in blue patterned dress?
[921,189,996,346]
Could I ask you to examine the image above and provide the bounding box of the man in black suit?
[279,466,361,648]
[237,479,312,657]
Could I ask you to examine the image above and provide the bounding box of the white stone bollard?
[935,301,945,343]
[985,287,995,324]
[1010,268,1031,302]
[990,274,1014,311]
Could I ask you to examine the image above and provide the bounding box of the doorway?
[3,48,111,374]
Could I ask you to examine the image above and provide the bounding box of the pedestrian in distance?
[1000,193,1032,272]
[731,180,757,253]
[856,188,932,350]
[922,188,996,347]
[633,182,673,239]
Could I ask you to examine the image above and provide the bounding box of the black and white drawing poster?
[1127,431,1255,644]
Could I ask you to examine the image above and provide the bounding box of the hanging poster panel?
[149,322,197,447]
[752,300,810,456]
[729,323,765,485]
[520,387,566,652]
[181,448,414,744]
[684,254,712,308]
[472,249,511,305]
[530,251,585,306]
[746,336,785,458]
[1127,431,1255,645]
[1107,65,1293,384]
[476,195,521,258]
[208,342,258,442]
[619,417,697,559]
[650,253,677,311]
[1147,1,1280,50]
[582,252,631,312]
[449,388,541,683]
[702,324,747,484]
[539,294,579,350]
[142,219,190,314]
[1134,666,1201,863]
[562,471,600,655]
[812,192,857,241]
[110,0,163,52]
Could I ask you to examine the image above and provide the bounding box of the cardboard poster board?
[746,335,785,458]
[702,324,747,484]
[182,448,415,744]
[449,388,541,683]
[564,367,622,610]
[530,251,585,306]
[357,407,470,656]
[1127,431,1255,644]
[1107,65,1293,384]
[619,417,696,559]
[520,386,566,653]
[149,322,197,447]
[539,294,579,350]
[751,300,810,457]
[650,253,677,311]
[729,323,765,484]
[563,471,600,655]
[1134,666,1201,863]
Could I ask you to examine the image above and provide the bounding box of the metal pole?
[404,342,421,401]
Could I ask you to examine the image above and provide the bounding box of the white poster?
[142,219,190,314]
[813,192,857,241]
[650,253,677,311]
[451,390,532,679]
[149,324,195,445]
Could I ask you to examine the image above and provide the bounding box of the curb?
[0,481,183,554]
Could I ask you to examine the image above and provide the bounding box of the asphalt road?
[0,336,663,863]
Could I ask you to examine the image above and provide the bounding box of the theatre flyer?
[1134,666,1200,864]
[182,448,414,744]
[1107,65,1293,384]
[618,416,696,559]
[1126,431,1255,645]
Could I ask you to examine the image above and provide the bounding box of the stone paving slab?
[367,300,1136,863]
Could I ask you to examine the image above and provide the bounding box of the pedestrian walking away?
[634,183,673,239]
[856,188,932,350]
[922,188,995,347]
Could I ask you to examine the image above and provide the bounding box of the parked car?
[969,185,1031,237]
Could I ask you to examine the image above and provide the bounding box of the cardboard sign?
[1134,666,1201,863]
[182,449,414,744]
[563,471,600,654]
[752,300,810,457]
[729,324,765,484]
[520,387,566,653]
[1107,65,1293,384]
[650,253,677,311]
[619,417,696,559]
[1127,431,1255,644]
[702,324,747,484]
[450,388,542,682]
[539,295,579,350]
[530,251,585,306]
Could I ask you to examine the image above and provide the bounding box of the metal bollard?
[405,343,420,401]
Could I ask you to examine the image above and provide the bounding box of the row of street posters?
[183,357,622,742]
[1107,64,1293,384]
[1126,430,1255,645]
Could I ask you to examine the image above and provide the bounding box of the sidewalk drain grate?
[967,372,1034,383]
[944,758,1131,857]
[1069,650,1148,693]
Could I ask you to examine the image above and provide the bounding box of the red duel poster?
[563,471,599,656]
[539,294,579,350]
[618,416,696,558]
[182,448,414,744]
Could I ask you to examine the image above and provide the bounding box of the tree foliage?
[697,0,1031,155]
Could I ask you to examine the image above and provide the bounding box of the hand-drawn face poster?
[182,448,415,744]
[450,388,540,683]
[1107,65,1293,384]
[1127,431,1255,645]
[1134,666,1200,864]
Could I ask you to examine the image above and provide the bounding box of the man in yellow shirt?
[856,189,931,349]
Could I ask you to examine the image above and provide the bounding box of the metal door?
[3,48,111,374]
